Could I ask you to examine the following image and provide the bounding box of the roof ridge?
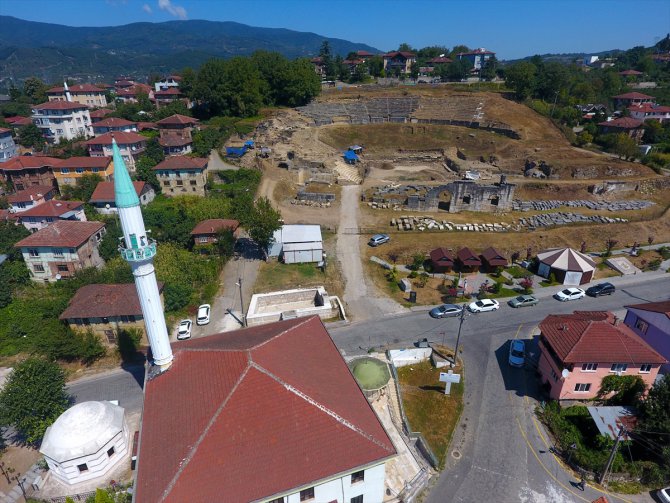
[161,358,252,502]
[249,316,315,351]
[250,361,394,454]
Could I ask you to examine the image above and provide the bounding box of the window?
[56,129,64,134]
[107,446,115,457]
[581,363,598,372]
[299,487,314,501]
[198,237,208,243]
[33,264,45,273]
[28,249,39,257]
[351,470,365,483]
[635,319,649,334]
[77,463,88,473]
[639,364,652,373]
[60,168,70,174]
[57,264,69,272]
[550,369,558,382]
[268,499,284,503]
[92,167,99,173]
[75,168,84,174]
[176,180,183,186]
[163,181,170,186]
[53,248,64,257]
[574,383,591,393]
[610,363,628,373]
[351,496,363,503]
[190,180,197,186]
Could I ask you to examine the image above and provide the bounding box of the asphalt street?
[331,276,670,503]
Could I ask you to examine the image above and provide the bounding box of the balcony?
[119,239,157,262]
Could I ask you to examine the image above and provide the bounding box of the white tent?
[537,247,596,285]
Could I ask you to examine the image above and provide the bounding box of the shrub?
[118,328,144,362]
[408,270,418,279]
[646,258,662,271]
[163,282,193,312]
[78,330,107,365]
[658,246,670,260]
[418,272,429,288]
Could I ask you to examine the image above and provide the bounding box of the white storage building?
[269,224,323,264]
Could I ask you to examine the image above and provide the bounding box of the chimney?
[63,82,72,102]
[613,316,622,326]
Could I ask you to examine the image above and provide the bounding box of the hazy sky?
[2,0,669,59]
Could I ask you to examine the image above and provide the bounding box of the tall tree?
[61,173,103,202]
[179,67,196,99]
[18,123,44,149]
[367,56,384,78]
[246,197,282,254]
[22,77,48,103]
[504,61,537,100]
[0,358,70,444]
[194,58,263,117]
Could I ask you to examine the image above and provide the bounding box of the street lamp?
[567,443,577,466]
[452,305,467,368]
[235,277,245,326]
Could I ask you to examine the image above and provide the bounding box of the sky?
[1,0,669,60]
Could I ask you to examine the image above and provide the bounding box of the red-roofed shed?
[429,247,454,272]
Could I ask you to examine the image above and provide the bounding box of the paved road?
[67,363,145,414]
[331,276,670,503]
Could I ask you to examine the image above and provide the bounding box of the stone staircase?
[333,160,363,185]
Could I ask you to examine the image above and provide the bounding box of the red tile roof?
[4,116,30,124]
[89,109,112,119]
[153,156,207,170]
[32,101,88,111]
[428,57,453,64]
[457,247,482,266]
[154,88,182,96]
[618,70,643,76]
[92,117,136,128]
[136,316,396,503]
[539,311,666,364]
[15,220,104,248]
[480,246,508,266]
[0,156,60,171]
[6,185,55,203]
[625,301,670,318]
[612,92,654,100]
[47,84,105,94]
[156,114,198,126]
[157,136,192,147]
[16,199,83,218]
[137,121,158,131]
[0,127,10,134]
[458,49,496,56]
[90,181,146,203]
[629,103,670,114]
[356,50,375,57]
[383,51,416,59]
[85,131,147,145]
[597,117,644,129]
[54,156,112,169]
[59,283,163,320]
[429,247,454,266]
[191,219,240,235]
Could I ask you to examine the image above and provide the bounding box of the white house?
[40,401,130,486]
[269,224,323,264]
[0,127,19,163]
[31,101,93,143]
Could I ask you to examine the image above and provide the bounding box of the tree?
[611,133,638,160]
[191,127,224,158]
[179,67,196,99]
[409,62,419,81]
[247,197,282,254]
[152,100,190,121]
[17,123,44,150]
[597,375,646,405]
[0,358,70,444]
[442,59,471,81]
[22,77,48,104]
[134,156,161,193]
[367,56,384,78]
[279,59,321,106]
[636,374,670,455]
[319,40,337,81]
[214,229,236,258]
[480,56,498,81]
[61,173,103,202]
[398,42,414,52]
[505,62,537,100]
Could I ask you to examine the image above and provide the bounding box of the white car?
[658,487,670,503]
[508,339,526,368]
[554,287,586,302]
[467,298,500,313]
[196,304,211,325]
[177,319,192,340]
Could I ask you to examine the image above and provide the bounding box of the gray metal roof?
[279,224,322,244]
[586,406,636,440]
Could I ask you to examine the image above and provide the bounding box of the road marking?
[514,324,524,339]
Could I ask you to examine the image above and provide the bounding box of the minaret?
[113,139,173,369]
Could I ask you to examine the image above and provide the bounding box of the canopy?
[537,247,595,273]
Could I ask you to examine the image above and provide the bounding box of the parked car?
[508,295,539,308]
[658,487,670,503]
[197,304,211,325]
[368,234,390,247]
[467,298,500,313]
[586,282,615,297]
[429,304,463,319]
[554,287,586,302]
[508,339,526,367]
[177,319,192,340]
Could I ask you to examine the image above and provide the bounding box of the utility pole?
[599,425,625,485]
[236,277,245,326]
[452,306,467,367]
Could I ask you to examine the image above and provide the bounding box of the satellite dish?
[561,369,570,379]
[55,274,62,280]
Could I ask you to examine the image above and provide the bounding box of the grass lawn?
[397,359,464,468]
[255,261,327,292]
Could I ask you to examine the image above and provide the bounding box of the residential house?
[15,220,106,283]
[537,311,666,401]
[154,75,182,92]
[46,84,108,108]
[456,247,482,272]
[135,316,396,503]
[268,224,323,264]
[16,199,86,232]
[0,128,19,163]
[92,118,138,136]
[114,84,153,104]
[6,185,55,213]
[31,101,93,143]
[137,121,158,132]
[628,103,670,123]
[382,51,417,75]
[89,109,112,123]
[89,181,155,214]
[4,116,32,133]
[457,48,496,71]
[156,114,199,156]
[612,92,655,109]
[113,78,135,91]
[619,69,643,78]
[342,58,367,76]
[310,57,326,79]
[153,88,189,109]
[59,283,164,345]
[480,247,508,272]
[0,156,59,191]
[53,157,114,190]
[152,155,208,196]
[85,132,147,172]
[597,117,645,143]
[624,301,670,374]
[191,219,241,249]
[429,247,454,273]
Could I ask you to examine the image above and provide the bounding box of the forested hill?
[0,16,379,82]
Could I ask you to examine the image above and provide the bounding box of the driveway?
[336,185,405,321]
[207,148,240,171]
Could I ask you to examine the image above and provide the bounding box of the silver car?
[368,234,390,247]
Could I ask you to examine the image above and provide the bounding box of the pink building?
[537,311,666,401]
[16,199,86,232]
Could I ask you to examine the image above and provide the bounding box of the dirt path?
[207,148,239,171]
[336,185,406,321]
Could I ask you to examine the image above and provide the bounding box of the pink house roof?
[6,185,55,203]
[191,219,240,235]
[629,103,670,114]
[90,181,147,203]
[54,157,112,169]
[429,247,454,266]
[16,199,83,218]
[618,70,643,76]
[32,101,88,111]
[0,156,60,171]
[85,131,147,145]
[383,51,416,59]
[156,114,198,126]
[153,156,207,170]
[93,117,136,128]
[612,92,654,100]
[47,84,105,94]
[539,311,666,364]
[597,117,644,129]
[135,316,396,503]
[15,220,104,248]
[456,247,482,266]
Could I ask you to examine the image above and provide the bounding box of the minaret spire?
[113,138,173,370]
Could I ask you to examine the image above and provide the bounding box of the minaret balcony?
[119,241,157,262]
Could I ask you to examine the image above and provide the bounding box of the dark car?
[586,282,615,297]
